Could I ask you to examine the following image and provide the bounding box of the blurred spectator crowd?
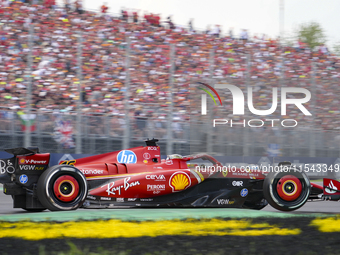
[0,0,339,133]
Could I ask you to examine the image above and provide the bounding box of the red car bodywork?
[1,141,340,211]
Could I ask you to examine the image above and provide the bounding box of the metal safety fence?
[0,108,190,155]
[0,107,339,157]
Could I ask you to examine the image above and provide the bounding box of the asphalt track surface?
[0,184,339,218]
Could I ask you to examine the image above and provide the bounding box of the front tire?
[37,165,88,211]
[263,168,310,211]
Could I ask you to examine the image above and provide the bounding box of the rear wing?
[5,147,38,156]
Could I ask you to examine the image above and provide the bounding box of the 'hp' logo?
[117,150,137,164]
[19,174,28,184]
[240,188,248,197]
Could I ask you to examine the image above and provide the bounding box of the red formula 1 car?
[0,139,339,211]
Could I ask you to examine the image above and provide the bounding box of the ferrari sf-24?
[0,139,339,212]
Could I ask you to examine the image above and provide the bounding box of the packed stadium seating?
[0,1,339,131]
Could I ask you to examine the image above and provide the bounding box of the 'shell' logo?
[169,172,191,192]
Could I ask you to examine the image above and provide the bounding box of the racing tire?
[263,168,310,211]
[37,165,88,211]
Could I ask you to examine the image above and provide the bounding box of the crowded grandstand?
[0,1,339,155]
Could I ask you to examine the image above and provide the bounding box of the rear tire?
[263,168,310,211]
[37,165,88,211]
